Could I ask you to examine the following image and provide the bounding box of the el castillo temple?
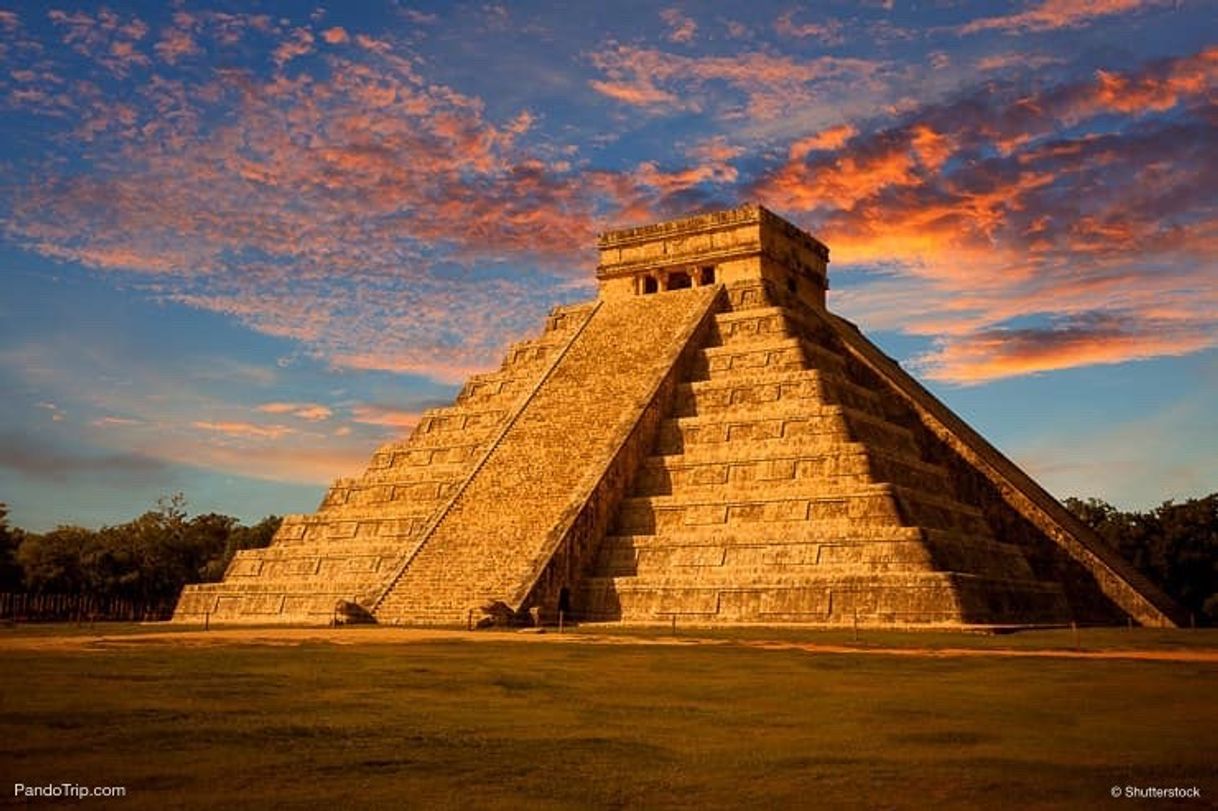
[174,204,1183,629]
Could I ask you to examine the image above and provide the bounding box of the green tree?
[1067,493,1218,624]
[202,515,280,582]
[0,504,25,591]
[17,525,101,594]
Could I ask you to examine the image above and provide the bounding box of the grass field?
[2,625,1216,809]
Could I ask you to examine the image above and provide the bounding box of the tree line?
[1064,493,1217,625]
[0,493,1213,625]
[0,495,279,620]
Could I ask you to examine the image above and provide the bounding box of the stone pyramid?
[174,204,1182,629]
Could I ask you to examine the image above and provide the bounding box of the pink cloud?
[154,27,199,64]
[587,78,677,107]
[91,416,144,427]
[46,8,151,75]
[257,402,333,421]
[191,420,294,439]
[273,27,314,66]
[961,0,1159,34]
[917,316,1215,385]
[659,8,697,44]
[774,10,843,44]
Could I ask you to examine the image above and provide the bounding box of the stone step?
[593,533,1034,581]
[414,405,511,435]
[339,464,470,487]
[615,486,904,534]
[543,302,598,334]
[721,280,789,313]
[649,435,871,463]
[454,367,539,408]
[367,442,485,470]
[273,515,431,545]
[671,368,883,419]
[615,483,989,537]
[231,540,408,564]
[573,572,1069,625]
[499,333,572,371]
[174,585,369,623]
[577,571,963,622]
[708,307,797,346]
[632,448,953,498]
[320,479,456,510]
[890,484,992,536]
[691,336,848,381]
[655,404,919,456]
[401,424,498,449]
[601,524,928,548]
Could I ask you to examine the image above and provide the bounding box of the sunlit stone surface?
[174,205,1181,629]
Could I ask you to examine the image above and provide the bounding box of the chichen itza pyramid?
[174,204,1182,629]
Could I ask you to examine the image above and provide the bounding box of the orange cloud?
[587,79,678,106]
[257,402,333,421]
[917,317,1215,385]
[961,0,1156,34]
[753,47,1218,382]
[320,26,348,45]
[788,124,856,160]
[192,421,294,439]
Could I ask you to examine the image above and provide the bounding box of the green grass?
[565,622,1218,651]
[2,631,1216,808]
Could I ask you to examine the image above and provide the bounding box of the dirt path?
[4,625,1218,663]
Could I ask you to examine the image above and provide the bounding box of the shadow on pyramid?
[175,204,1183,630]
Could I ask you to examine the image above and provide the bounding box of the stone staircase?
[575,282,1072,626]
[171,302,599,624]
[371,286,721,625]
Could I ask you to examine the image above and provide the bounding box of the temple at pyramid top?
[596,203,830,307]
[174,203,1184,630]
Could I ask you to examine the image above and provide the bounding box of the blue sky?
[1,0,1215,530]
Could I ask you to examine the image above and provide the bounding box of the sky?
[0,0,1215,532]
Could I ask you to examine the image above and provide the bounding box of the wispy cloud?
[774,10,844,45]
[256,402,333,421]
[960,0,1162,34]
[191,420,294,439]
[659,8,697,44]
[587,44,886,119]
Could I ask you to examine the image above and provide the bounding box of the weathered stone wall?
[596,204,827,308]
